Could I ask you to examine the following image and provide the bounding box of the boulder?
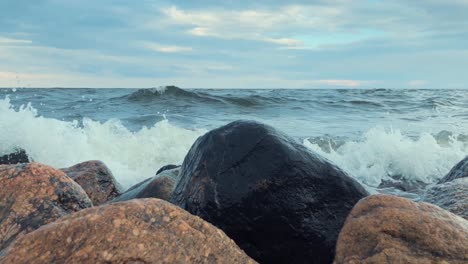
[334,194,468,264]
[61,160,122,205]
[112,167,180,202]
[439,156,468,184]
[171,120,369,264]
[156,164,180,175]
[0,149,29,165]
[422,178,468,220]
[0,199,256,264]
[0,163,92,250]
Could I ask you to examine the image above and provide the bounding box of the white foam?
[0,97,205,189]
[304,126,468,187]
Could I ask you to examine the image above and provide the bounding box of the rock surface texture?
[61,160,122,205]
[172,120,369,264]
[422,178,468,220]
[439,155,468,183]
[0,149,29,165]
[113,168,180,202]
[0,199,256,264]
[334,194,468,264]
[0,163,92,250]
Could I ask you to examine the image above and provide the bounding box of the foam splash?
[0,97,205,189]
[304,127,468,187]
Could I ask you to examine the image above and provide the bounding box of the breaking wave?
[0,97,205,189]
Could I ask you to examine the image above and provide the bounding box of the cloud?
[0,1,468,88]
[0,37,32,45]
[141,42,193,53]
[158,5,345,47]
[408,80,427,87]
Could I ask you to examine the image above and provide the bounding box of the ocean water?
[1,87,467,197]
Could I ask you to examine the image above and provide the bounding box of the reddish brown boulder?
[61,160,122,205]
[422,178,468,220]
[334,194,468,264]
[0,163,92,250]
[1,199,256,264]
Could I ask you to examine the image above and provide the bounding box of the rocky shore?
[0,120,467,263]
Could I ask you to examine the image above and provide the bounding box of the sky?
[0,0,467,88]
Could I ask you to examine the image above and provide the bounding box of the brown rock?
[0,163,92,250]
[422,178,468,220]
[112,167,180,202]
[1,199,256,264]
[334,194,468,264]
[61,160,122,205]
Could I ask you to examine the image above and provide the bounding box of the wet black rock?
[112,168,180,202]
[438,156,468,184]
[156,164,180,175]
[171,120,369,264]
[0,149,29,165]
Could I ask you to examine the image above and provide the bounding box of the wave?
[304,127,468,187]
[122,86,284,108]
[126,86,201,101]
[1,94,467,193]
[0,97,205,189]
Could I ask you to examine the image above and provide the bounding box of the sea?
[1,87,467,199]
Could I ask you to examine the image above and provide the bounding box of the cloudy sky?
[0,0,467,88]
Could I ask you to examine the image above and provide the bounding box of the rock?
[61,160,122,205]
[439,156,468,184]
[0,163,92,250]
[0,199,256,264]
[422,178,468,220]
[156,164,180,175]
[0,149,29,165]
[334,194,468,264]
[112,167,180,202]
[171,120,369,264]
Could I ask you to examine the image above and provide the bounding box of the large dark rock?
[1,199,256,264]
[0,163,92,250]
[0,149,29,165]
[61,160,123,205]
[334,194,468,264]
[112,167,180,202]
[439,156,468,184]
[171,120,369,264]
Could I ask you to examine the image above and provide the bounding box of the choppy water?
[1,87,467,197]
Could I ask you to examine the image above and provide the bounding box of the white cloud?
[408,80,427,87]
[158,5,345,47]
[141,42,193,53]
[0,37,32,45]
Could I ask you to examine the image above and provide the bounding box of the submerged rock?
[334,194,468,264]
[172,120,369,264]
[0,163,92,250]
[0,149,29,165]
[1,199,256,264]
[112,167,180,202]
[422,178,468,220]
[61,160,122,205]
[439,155,468,184]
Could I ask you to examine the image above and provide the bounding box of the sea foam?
[0,97,205,189]
[304,127,467,187]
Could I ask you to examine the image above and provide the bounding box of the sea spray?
[0,97,205,188]
[304,126,468,187]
